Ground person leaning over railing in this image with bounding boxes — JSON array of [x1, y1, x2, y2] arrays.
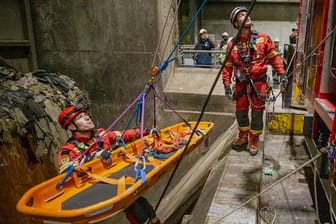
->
[[218, 32, 230, 64], [193, 28, 215, 68]]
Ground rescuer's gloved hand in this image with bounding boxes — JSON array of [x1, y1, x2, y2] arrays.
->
[[224, 85, 232, 98], [279, 73, 288, 92], [145, 128, 151, 136], [84, 153, 95, 163], [96, 150, 112, 164]]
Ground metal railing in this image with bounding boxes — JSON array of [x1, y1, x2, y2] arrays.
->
[[177, 45, 225, 68]]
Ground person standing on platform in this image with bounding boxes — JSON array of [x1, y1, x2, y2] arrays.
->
[[222, 6, 287, 156], [218, 32, 230, 64]]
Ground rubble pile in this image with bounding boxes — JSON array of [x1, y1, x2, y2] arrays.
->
[[0, 66, 88, 169]]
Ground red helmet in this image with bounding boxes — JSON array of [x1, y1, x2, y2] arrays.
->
[[230, 6, 248, 28], [58, 105, 87, 129]]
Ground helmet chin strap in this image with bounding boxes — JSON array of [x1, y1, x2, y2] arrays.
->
[[70, 122, 94, 133]]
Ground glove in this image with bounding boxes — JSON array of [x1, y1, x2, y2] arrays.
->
[[280, 74, 288, 84], [116, 137, 126, 148], [224, 85, 232, 98], [279, 73, 288, 91], [133, 128, 148, 139], [96, 150, 112, 164], [145, 128, 151, 135], [84, 153, 95, 163]]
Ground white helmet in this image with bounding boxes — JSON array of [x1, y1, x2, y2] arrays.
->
[[199, 28, 207, 34], [274, 38, 280, 42], [222, 32, 229, 37], [230, 6, 248, 28]]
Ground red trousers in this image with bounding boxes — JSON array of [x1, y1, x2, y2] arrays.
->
[[233, 80, 267, 134]]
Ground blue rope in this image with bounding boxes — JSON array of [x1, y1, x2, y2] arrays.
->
[[119, 85, 151, 139], [116, 137, 127, 149], [56, 164, 75, 190], [115, 96, 142, 144], [159, 60, 169, 73], [158, 0, 208, 74], [147, 150, 164, 159], [117, 87, 149, 149], [135, 97, 143, 125]]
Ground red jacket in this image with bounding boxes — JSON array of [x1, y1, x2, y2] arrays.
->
[[57, 128, 142, 169], [222, 31, 285, 86]]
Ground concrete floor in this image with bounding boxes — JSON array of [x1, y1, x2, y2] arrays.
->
[[183, 86, 318, 223], [187, 134, 318, 224]]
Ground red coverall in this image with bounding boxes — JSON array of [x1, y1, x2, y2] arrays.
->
[[222, 31, 285, 137], [57, 128, 141, 169]]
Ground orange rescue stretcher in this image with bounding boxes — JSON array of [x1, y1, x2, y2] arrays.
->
[[16, 121, 214, 223]]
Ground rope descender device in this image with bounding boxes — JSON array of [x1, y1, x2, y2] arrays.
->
[[151, 66, 159, 77], [147, 66, 159, 84]]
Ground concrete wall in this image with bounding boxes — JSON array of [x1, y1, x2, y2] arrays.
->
[[30, 0, 171, 129], [29, 0, 299, 129], [194, 1, 299, 46], [0, 0, 38, 72]]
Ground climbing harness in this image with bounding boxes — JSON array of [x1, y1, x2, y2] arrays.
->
[[233, 30, 278, 105], [236, 30, 258, 72]]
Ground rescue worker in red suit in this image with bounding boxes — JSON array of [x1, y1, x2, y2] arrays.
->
[[222, 6, 287, 155], [57, 104, 161, 224], [57, 104, 147, 172]]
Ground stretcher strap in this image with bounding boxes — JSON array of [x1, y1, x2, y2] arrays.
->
[[87, 173, 119, 185], [86, 172, 135, 195]]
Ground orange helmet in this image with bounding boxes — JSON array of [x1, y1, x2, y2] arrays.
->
[[58, 105, 87, 129]]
